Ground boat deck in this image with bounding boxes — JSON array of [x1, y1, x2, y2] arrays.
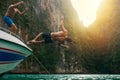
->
[[0, 26, 24, 42]]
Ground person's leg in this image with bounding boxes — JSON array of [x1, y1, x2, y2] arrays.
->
[[27, 32, 43, 44], [27, 40, 45, 44], [3, 16, 17, 33], [10, 23, 17, 33], [32, 32, 43, 41]]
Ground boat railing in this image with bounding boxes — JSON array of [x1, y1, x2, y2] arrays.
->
[[0, 26, 25, 42]]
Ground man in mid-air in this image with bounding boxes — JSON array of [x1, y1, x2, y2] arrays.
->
[[27, 16, 72, 48]]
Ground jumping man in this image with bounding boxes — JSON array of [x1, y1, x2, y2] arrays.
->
[[3, 1, 29, 33], [27, 16, 72, 48]]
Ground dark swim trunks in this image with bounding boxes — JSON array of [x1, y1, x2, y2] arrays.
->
[[42, 32, 53, 43], [3, 16, 14, 27]]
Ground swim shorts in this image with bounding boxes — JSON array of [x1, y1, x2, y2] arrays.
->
[[3, 16, 14, 27], [42, 32, 53, 43]]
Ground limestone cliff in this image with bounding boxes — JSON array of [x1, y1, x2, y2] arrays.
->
[[0, 0, 81, 73], [0, 0, 119, 74]]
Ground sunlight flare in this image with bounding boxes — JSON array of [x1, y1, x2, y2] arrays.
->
[[71, 0, 102, 27]]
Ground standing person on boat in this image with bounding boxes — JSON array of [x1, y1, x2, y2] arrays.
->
[[27, 16, 72, 48], [3, 1, 29, 33]]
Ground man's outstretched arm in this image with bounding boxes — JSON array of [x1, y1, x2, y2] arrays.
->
[[11, 1, 24, 8], [57, 42, 69, 49], [17, 7, 29, 15], [59, 44, 69, 49], [60, 16, 67, 33]]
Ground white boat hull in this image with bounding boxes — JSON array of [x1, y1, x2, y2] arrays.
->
[[0, 26, 32, 74]]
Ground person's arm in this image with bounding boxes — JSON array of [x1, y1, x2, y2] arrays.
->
[[11, 1, 24, 8], [59, 44, 69, 49], [60, 16, 67, 33], [17, 7, 29, 15], [57, 41, 69, 49]]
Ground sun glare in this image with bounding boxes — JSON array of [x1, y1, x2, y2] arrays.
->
[[71, 0, 102, 27]]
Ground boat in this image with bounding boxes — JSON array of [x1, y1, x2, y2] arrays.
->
[[0, 26, 32, 74]]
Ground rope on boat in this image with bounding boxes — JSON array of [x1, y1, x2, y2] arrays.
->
[[31, 53, 50, 74]]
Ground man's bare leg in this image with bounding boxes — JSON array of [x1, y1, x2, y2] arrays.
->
[[27, 32, 43, 44], [27, 40, 44, 44], [10, 24, 17, 33], [33, 32, 43, 41]]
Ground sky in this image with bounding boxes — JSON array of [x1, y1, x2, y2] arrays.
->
[[70, 0, 102, 27]]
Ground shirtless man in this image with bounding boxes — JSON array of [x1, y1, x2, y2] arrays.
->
[[27, 16, 72, 48], [3, 1, 28, 33]]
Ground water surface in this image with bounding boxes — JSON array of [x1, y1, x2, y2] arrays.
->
[[1, 74, 120, 80]]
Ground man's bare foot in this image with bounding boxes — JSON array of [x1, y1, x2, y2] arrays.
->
[[27, 40, 35, 45]]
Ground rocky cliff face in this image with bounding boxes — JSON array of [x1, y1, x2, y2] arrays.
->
[[88, 0, 120, 73], [0, 0, 119, 73], [0, 0, 81, 73], [25, 0, 81, 73], [29, 0, 62, 31]]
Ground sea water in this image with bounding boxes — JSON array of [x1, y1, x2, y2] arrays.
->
[[1, 74, 120, 80]]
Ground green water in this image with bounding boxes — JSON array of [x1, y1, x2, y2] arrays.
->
[[0, 74, 120, 80]]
